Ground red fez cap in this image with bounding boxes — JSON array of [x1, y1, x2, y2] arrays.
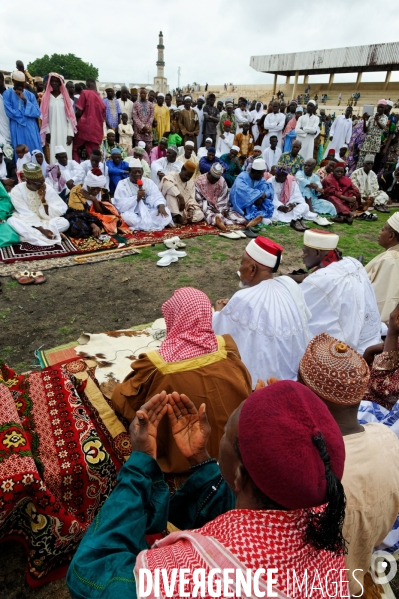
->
[[91, 167, 103, 177], [327, 149, 335, 156], [334, 162, 346, 168], [245, 237, 283, 269], [238, 381, 345, 509], [224, 120, 232, 126]]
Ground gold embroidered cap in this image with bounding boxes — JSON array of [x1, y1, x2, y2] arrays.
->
[[23, 162, 44, 180]]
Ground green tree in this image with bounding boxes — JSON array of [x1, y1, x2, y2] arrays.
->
[[27, 53, 98, 80]]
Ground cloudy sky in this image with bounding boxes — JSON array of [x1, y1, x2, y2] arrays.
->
[[2, 0, 399, 88]]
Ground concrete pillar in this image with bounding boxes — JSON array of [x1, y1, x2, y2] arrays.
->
[[355, 72, 362, 90], [292, 71, 299, 100], [286, 75, 290, 84], [304, 75, 309, 84], [384, 70, 392, 90], [328, 73, 335, 90], [273, 74, 277, 96]]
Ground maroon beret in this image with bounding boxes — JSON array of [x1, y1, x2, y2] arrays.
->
[[238, 380, 345, 510]]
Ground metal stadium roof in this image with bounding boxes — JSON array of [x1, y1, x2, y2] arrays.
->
[[250, 43, 399, 76]]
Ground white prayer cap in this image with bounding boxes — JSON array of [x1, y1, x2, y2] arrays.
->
[[251, 158, 266, 171], [127, 157, 142, 169], [106, 129, 115, 135], [85, 169, 107, 189], [388, 212, 399, 233], [231, 145, 240, 152], [308, 100, 316, 106], [55, 145, 66, 155], [198, 95, 205, 101], [184, 141, 195, 147], [184, 96, 192, 101], [254, 145, 262, 151], [386, 100, 394, 107], [157, 93, 165, 98], [12, 70, 25, 82], [296, 106, 304, 113], [138, 141, 146, 148], [304, 229, 339, 251], [246, 237, 283, 269], [205, 137, 213, 143]]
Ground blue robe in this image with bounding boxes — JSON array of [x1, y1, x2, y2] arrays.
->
[[295, 171, 337, 216], [199, 155, 228, 175], [106, 159, 130, 194], [3, 89, 42, 159], [230, 171, 274, 220]]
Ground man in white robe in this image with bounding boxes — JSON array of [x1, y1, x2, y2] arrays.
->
[[261, 101, 285, 150], [350, 155, 389, 212], [216, 121, 235, 157], [213, 236, 311, 388], [150, 145, 182, 185], [193, 96, 205, 148], [80, 149, 109, 190], [323, 107, 353, 160], [55, 145, 84, 199], [41, 75, 76, 163], [113, 158, 172, 231], [8, 162, 68, 246], [365, 212, 399, 324], [269, 165, 320, 231], [262, 135, 282, 171], [234, 99, 252, 138], [299, 229, 382, 354], [0, 72, 13, 158], [295, 101, 320, 161]]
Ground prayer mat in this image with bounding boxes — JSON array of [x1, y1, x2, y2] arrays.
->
[[35, 341, 79, 368], [122, 222, 244, 246], [67, 235, 119, 253], [0, 361, 123, 587], [0, 238, 76, 263]]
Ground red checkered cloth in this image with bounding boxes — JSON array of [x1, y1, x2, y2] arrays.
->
[[159, 288, 218, 362]]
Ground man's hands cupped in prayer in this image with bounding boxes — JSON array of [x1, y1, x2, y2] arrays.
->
[[129, 391, 211, 465]]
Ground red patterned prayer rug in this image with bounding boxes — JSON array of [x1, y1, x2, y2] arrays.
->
[[122, 222, 244, 247], [67, 235, 119, 253], [0, 238, 76, 263], [0, 362, 123, 587]]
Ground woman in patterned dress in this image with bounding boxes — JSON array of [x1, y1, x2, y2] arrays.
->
[[357, 101, 388, 169]]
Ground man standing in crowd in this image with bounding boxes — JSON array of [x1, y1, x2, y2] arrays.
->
[[3, 70, 41, 158], [202, 94, 219, 146], [73, 79, 106, 162], [133, 88, 154, 154]]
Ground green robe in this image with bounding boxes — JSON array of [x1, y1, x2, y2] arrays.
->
[[0, 182, 20, 247], [67, 452, 234, 599], [220, 153, 242, 188]]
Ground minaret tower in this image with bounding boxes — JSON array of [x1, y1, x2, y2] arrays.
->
[[156, 31, 165, 78], [154, 31, 168, 94]]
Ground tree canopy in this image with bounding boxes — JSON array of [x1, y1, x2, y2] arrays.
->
[[27, 53, 98, 80]]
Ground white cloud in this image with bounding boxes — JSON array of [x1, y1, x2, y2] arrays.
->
[[2, 0, 399, 89]]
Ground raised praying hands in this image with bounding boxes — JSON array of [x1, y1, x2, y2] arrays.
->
[[129, 392, 211, 465], [129, 391, 168, 458], [167, 392, 211, 465]]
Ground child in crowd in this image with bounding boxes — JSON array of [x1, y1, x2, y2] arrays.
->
[[118, 114, 133, 154]]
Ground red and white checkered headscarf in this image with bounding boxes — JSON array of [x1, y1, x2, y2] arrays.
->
[[158, 288, 218, 363]]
